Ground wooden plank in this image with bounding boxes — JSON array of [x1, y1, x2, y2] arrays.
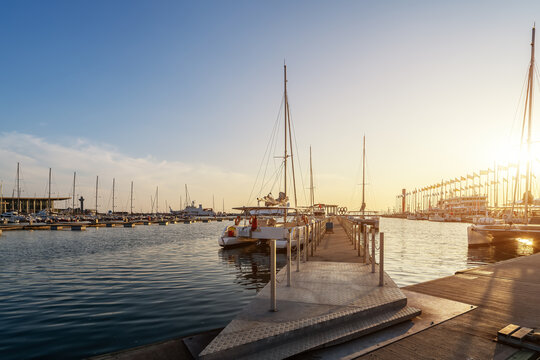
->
[[498, 324, 521, 336], [510, 327, 533, 340]]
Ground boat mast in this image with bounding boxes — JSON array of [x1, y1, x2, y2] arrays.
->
[[524, 25, 535, 224], [1, 181, 3, 214], [362, 135, 366, 216], [72, 172, 76, 215], [130, 181, 134, 215], [112, 178, 115, 214], [283, 64, 288, 223], [48, 168, 52, 211], [95, 176, 98, 214], [309, 146, 314, 209], [16, 162, 20, 213], [156, 186, 159, 214]]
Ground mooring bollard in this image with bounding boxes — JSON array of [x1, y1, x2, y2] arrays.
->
[[379, 232, 384, 287], [287, 231, 291, 287], [371, 227, 376, 273], [270, 239, 277, 312]]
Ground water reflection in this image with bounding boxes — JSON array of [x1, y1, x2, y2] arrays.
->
[[218, 245, 287, 292]]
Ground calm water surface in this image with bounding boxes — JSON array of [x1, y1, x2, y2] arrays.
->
[[0, 218, 537, 359]]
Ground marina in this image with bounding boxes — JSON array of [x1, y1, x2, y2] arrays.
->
[[3, 2, 540, 360], [1, 218, 538, 359]]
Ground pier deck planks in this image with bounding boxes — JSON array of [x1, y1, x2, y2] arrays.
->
[[349, 255, 540, 359]]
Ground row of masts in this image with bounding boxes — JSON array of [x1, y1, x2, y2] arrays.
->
[[399, 26, 538, 221], [2, 163, 222, 215], [397, 163, 538, 213]]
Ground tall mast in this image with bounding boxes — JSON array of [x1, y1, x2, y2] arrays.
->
[[362, 135, 366, 216], [16, 162, 20, 213], [1, 181, 3, 214], [72, 172, 76, 215], [283, 63, 288, 223], [309, 146, 314, 208], [287, 92, 298, 209], [130, 181, 134, 215], [95, 176, 98, 214], [48, 168, 52, 211], [525, 25, 535, 224], [112, 178, 115, 214], [156, 186, 159, 214]]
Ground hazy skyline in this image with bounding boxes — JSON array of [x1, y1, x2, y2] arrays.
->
[[2, 1, 540, 212]]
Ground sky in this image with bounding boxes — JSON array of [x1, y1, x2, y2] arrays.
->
[[1, 0, 540, 213]]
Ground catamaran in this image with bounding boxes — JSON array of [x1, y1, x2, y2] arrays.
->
[[468, 26, 540, 246]]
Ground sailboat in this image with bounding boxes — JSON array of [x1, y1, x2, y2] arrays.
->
[[468, 26, 540, 246], [219, 64, 308, 248], [352, 136, 380, 228]]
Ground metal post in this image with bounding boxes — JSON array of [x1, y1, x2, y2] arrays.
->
[[287, 231, 291, 286], [379, 233, 384, 286], [311, 223, 314, 256], [358, 224, 362, 257], [363, 226, 368, 263], [305, 224, 310, 261], [270, 239, 277, 312], [353, 224, 357, 249], [296, 227, 300, 271], [371, 227, 376, 273]]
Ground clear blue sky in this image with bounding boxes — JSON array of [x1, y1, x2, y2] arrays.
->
[[1, 1, 539, 212]]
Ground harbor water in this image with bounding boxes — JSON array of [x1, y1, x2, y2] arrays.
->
[[0, 218, 538, 359]]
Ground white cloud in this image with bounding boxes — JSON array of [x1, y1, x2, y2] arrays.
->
[[0, 132, 251, 212]]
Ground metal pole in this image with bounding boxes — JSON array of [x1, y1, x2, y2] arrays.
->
[[358, 224, 362, 257], [296, 227, 300, 271], [363, 226, 368, 263], [270, 239, 277, 312], [306, 224, 310, 261], [371, 227, 376, 273], [353, 223, 357, 249], [287, 231, 291, 286], [311, 223, 314, 256], [303, 225, 308, 262], [379, 233, 384, 286]]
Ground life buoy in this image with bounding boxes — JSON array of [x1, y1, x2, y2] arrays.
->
[[302, 215, 308, 224], [235, 216, 241, 225], [250, 216, 258, 230]]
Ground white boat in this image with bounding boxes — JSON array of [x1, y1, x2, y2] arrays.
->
[[468, 26, 540, 246], [428, 214, 445, 222]]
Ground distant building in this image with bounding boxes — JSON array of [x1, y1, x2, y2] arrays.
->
[[0, 196, 70, 214]]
